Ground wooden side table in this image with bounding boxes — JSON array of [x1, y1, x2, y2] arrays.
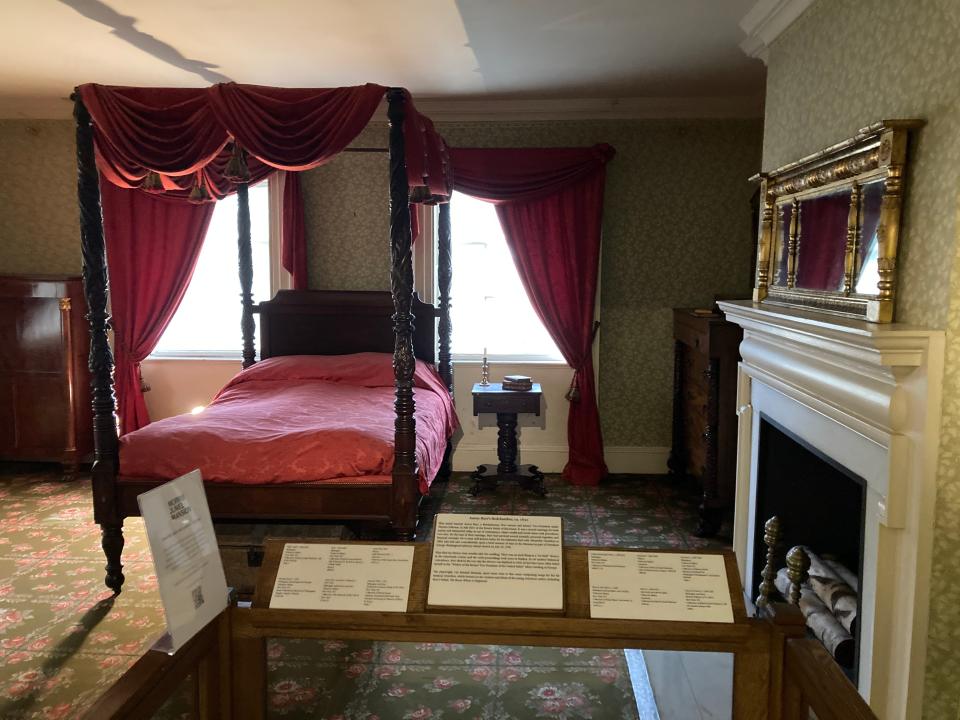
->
[[471, 382, 546, 496]]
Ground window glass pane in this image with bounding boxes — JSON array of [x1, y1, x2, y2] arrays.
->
[[449, 192, 563, 361], [153, 182, 271, 356]]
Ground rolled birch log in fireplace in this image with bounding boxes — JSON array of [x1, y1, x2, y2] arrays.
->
[[776, 568, 854, 667], [802, 546, 858, 634], [824, 557, 859, 591]]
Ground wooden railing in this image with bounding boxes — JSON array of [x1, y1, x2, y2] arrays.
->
[[782, 638, 877, 720], [85, 544, 879, 719], [83, 611, 230, 719]]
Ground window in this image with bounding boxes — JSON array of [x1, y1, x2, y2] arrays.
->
[[152, 182, 271, 358], [448, 191, 563, 362]]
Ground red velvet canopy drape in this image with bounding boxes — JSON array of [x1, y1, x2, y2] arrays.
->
[[450, 145, 615, 485], [82, 82, 451, 431], [281, 172, 308, 289], [79, 83, 449, 197], [100, 180, 215, 434]]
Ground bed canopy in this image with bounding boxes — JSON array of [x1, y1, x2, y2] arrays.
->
[[74, 83, 453, 592]]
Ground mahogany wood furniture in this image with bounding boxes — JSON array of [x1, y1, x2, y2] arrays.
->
[[668, 308, 743, 537], [0, 275, 93, 478], [229, 539, 792, 720], [82, 610, 231, 720], [73, 90, 454, 593], [86, 541, 878, 719], [470, 382, 546, 496]]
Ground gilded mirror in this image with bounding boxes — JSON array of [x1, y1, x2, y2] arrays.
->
[[753, 120, 922, 322]]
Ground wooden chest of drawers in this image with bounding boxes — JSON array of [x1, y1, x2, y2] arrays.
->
[[0, 276, 93, 476], [668, 308, 742, 537]]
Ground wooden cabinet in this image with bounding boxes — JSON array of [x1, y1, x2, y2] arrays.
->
[[668, 308, 743, 537], [0, 276, 93, 476]]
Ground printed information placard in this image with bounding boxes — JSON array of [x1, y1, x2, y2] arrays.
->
[[588, 551, 733, 623], [427, 513, 563, 611], [138, 470, 229, 653], [269, 543, 414, 611]]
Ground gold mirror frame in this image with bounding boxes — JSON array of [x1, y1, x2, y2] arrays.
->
[[752, 119, 923, 322]]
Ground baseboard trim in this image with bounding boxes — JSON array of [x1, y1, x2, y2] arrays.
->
[[452, 445, 670, 475], [604, 446, 670, 475]]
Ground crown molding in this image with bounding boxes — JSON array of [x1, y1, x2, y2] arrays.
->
[[404, 95, 764, 122], [1, 93, 764, 122], [739, 0, 815, 63]]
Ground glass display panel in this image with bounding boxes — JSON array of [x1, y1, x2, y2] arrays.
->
[[263, 638, 733, 719], [150, 671, 198, 719]]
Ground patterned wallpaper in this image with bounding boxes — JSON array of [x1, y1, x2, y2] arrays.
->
[[0, 120, 81, 275], [0, 116, 760, 449], [303, 119, 763, 448], [763, 0, 960, 716]]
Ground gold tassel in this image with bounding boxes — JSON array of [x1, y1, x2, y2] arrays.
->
[[408, 185, 432, 204], [141, 171, 162, 192], [224, 142, 250, 183], [565, 385, 581, 403], [188, 176, 210, 203]]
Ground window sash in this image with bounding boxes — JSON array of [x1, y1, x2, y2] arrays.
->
[[150, 181, 278, 359]]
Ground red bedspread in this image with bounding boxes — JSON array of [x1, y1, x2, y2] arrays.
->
[[119, 353, 458, 493]]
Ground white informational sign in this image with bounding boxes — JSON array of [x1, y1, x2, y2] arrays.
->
[[138, 470, 229, 653], [269, 543, 414, 612], [588, 551, 733, 623], [427, 513, 564, 611]]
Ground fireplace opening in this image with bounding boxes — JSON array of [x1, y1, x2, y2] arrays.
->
[[752, 415, 866, 679]]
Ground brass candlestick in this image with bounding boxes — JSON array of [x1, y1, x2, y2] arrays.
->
[[480, 349, 490, 386]]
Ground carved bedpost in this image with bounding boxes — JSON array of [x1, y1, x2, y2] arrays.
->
[[73, 94, 124, 594], [437, 202, 453, 393], [387, 88, 419, 539], [236, 182, 256, 369]]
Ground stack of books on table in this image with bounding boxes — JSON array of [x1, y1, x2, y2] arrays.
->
[[502, 375, 533, 391]]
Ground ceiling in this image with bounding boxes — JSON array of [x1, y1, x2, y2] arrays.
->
[[0, 0, 764, 119]]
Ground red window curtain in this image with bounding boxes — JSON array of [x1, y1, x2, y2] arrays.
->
[[281, 172, 308, 289], [794, 193, 850, 291], [100, 180, 215, 434], [450, 145, 615, 485]]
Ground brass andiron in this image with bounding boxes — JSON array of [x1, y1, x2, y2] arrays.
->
[[786, 545, 811, 606], [756, 516, 781, 609]]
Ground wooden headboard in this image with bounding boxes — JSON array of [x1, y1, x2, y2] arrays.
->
[[257, 290, 439, 364]]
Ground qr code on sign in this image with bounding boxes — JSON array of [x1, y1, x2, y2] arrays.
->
[[192, 586, 204, 609]]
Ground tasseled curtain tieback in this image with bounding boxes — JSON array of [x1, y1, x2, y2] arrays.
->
[[224, 142, 250, 183], [565, 320, 601, 403], [141, 170, 163, 192], [188, 172, 211, 203]]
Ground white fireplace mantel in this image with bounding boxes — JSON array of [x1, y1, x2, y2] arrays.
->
[[718, 300, 944, 720]]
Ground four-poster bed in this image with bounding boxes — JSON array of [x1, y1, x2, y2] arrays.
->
[[73, 85, 455, 593]]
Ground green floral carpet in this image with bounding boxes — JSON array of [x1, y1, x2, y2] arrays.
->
[[261, 475, 728, 719], [0, 466, 728, 719]]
